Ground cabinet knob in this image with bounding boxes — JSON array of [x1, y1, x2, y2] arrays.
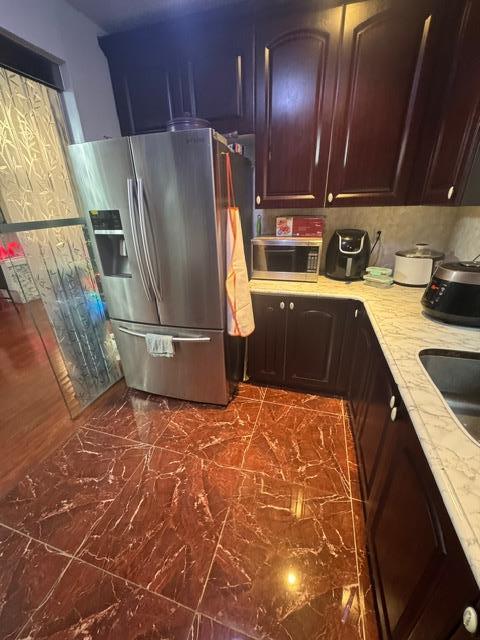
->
[[389, 395, 396, 409], [280, 301, 285, 310], [354, 308, 359, 318], [289, 302, 294, 310], [463, 606, 478, 634], [447, 185, 455, 200], [327, 192, 334, 203], [390, 406, 397, 422], [256, 195, 261, 205]]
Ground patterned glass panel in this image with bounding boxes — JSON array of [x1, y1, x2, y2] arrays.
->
[[0, 69, 121, 413], [0, 68, 78, 222], [0, 226, 121, 413]]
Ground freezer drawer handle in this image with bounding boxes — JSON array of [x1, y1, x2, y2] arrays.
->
[[127, 178, 153, 301], [117, 326, 211, 342], [137, 178, 163, 302]]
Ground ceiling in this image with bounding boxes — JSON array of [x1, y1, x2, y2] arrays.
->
[[65, 0, 246, 33]]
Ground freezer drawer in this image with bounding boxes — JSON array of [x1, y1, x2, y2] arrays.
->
[[111, 320, 229, 405]]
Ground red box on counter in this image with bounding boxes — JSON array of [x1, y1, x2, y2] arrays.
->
[[276, 216, 325, 237]]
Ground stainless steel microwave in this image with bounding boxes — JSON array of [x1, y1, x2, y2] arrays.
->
[[251, 237, 322, 281]]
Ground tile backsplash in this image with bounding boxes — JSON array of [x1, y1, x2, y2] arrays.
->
[[254, 206, 459, 271], [449, 206, 480, 262]]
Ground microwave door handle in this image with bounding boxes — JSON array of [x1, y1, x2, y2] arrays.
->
[[127, 178, 153, 301], [137, 178, 163, 301]]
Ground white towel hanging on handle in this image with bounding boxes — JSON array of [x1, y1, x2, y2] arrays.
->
[[225, 154, 255, 337]]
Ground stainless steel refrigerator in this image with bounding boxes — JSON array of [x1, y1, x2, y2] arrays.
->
[[68, 129, 252, 405]]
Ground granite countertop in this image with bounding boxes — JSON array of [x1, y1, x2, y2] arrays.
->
[[249, 276, 480, 587]]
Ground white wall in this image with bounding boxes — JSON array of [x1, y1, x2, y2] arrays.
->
[[0, 0, 120, 142]]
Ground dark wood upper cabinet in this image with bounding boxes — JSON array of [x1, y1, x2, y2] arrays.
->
[[255, 5, 343, 209], [327, 0, 442, 207], [179, 23, 254, 135], [409, 0, 480, 205], [284, 297, 349, 393], [100, 15, 254, 136]]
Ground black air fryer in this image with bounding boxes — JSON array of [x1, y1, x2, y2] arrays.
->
[[325, 229, 370, 281]]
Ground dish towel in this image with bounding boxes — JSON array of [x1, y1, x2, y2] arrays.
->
[[225, 154, 255, 337], [145, 334, 175, 358]]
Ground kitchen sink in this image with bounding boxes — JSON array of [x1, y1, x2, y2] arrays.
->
[[419, 349, 480, 445]]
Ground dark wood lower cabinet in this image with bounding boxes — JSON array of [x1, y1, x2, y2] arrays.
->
[[356, 347, 395, 501], [284, 297, 349, 393], [346, 304, 479, 640], [249, 294, 351, 393], [249, 294, 287, 385], [348, 305, 375, 431], [367, 402, 479, 640]]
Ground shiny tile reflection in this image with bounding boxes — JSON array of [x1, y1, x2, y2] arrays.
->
[[0, 383, 378, 639]]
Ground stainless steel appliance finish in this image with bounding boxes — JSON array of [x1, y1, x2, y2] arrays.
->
[[129, 130, 224, 329], [68, 138, 159, 325], [251, 236, 322, 282], [68, 129, 252, 404], [419, 349, 480, 445], [422, 260, 480, 327], [112, 319, 229, 404]]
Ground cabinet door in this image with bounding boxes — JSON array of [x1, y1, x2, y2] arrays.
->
[[248, 294, 287, 385], [255, 5, 343, 209], [356, 346, 395, 499], [284, 297, 348, 393], [100, 32, 181, 135], [368, 404, 479, 640], [348, 306, 375, 431], [409, 0, 480, 205], [100, 16, 254, 136], [181, 22, 254, 134], [327, 0, 441, 207], [111, 65, 179, 135]]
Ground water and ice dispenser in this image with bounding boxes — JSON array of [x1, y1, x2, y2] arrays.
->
[[89, 210, 131, 278]]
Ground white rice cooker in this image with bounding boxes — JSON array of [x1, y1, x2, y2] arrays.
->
[[393, 243, 445, 287]]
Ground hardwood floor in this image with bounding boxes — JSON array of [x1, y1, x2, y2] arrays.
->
[[0, 300, 75, 497]]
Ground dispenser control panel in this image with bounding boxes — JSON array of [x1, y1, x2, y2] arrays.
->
[[89, 210, 122, 231]]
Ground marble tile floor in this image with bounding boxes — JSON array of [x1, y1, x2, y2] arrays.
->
[[0, 381, 380, 640]]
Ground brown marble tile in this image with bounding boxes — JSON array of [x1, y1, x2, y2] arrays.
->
[[263, 387, 343, 414], [189, 615, 256, 639], [0, 430, 148, 554], [242, 403, 348, 493], [18, 558, 195, 640], [235, 382, 265, 402], [79, 447, 243, 609], [0, 525, 70, 640], [83, 384, 183, 445], [199, 473, 361, 640], [159, 399, 261, 467]]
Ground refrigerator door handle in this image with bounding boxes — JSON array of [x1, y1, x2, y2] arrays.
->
[[137, 177, 163, 301], [117, 326, 211, 342], [127, 178, 153, 301]]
